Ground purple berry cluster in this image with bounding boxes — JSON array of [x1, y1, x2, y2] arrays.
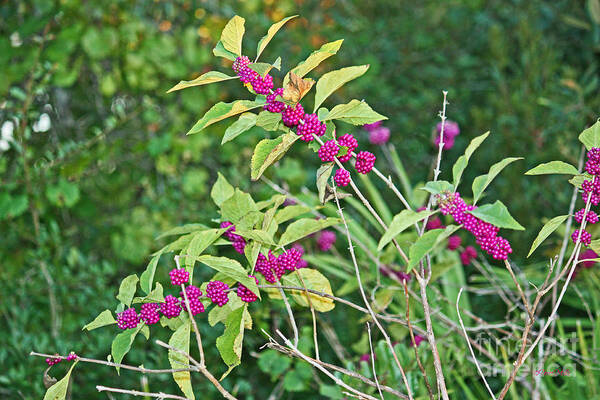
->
[[254, 247, 308, 283], [117, 307, 141, 329], [572, 148, 600, 246], [447, 235, 462, 250], [180, 285, 205, 316], [460, 246, 478, 265], [45, 352, 77, 366], [221, 221, 247, 254], [363, 121, 390, 145], [380, 265, 411, 283], [169, 268, 189, 286], [230, 55, 381, 188], [317, 230, 336, 251], [140, 303, 161, 325], [206, 281, 230, 307], [433, 120, 460, 150], [160, 295, 182, 319], [237, 275, 259, 303], [439, 192, 512, 260]]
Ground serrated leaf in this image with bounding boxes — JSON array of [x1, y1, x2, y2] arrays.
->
[[421, 180, 453, 195], [213, 41, 237, 61], [195, 255, 259, 297], [281, 269, 335, 312], [133, 282, 165, 304], [579, 119, 600, 150], [283, 39, 344, 87], [282, 72, 315, 104], [167, 71, 237, 93], [466, 200, 525, 230], [313, 65, 369, 112], [234, 229, 275, 245], [220, 189, 258, 224], [377, 209, 434, 251], [256, 15, 297, 60], [211, 173, 235, 207], [111, 324, 143, 373], [251, 132, 299, 180], [527, 215, 569, 257], [407, 229, 445, 272], [317, 163, 334, 204], [256, 111, 284, 131], [116, 274, 139, 307], [216, 305, 247, 379], [472, 157, 522, 203], [82, 309, 115, 331], [525, 161, 579, 176], [168, 322, 195, 399], [184, 229, 226, 271], [323, 99, 387, 125], [279, 217, 340, 246], [220, 15, 245, 56], [139, 255, 160, 295], [452, 131, 490, 189], [188, 99, 265, 135], [275, 205, 311, 224], [43, 361, 78, 400], [221, 112, 257, 144]]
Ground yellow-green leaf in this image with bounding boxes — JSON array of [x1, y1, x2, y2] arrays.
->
[[187, 99, 265, 135], [167, 71, 237, 93], [282, 268, 335, 312], [220, 15, 245, 56], [323, 99, 387, 125], [43, 361, 78, 400], [472, 157, 522, 203], [168, 322, 195, 399], [256, 15, 297, 61], [82, 309, 115, 331], [525, 160, 579, 176], [222, 112, 257, 144], [377, 209, 434, 251], [313, 65, 370, 112], [279, 217, 340, 246], [283, 39, 344, 87], [579, 119, 600, 150], [250, 132, 299, 180], [211, 173, 235, 207], [466, 200, 525, 230], [452, 131, 490, 189], [528, 215, 569, 257], [216, 305, 247, 379], [116, 274, 138, 307]]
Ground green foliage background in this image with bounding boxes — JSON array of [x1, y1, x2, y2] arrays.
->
[[2, 0, 600, 398]]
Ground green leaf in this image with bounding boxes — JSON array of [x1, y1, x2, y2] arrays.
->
[[283, 39, 344, 86], [133, 282, 165, 304], [213, 40, 237, 61], [220, 15, 245, 56], [187, 99, 265, 135], [195, 255, 259, 297], [323, 99, 387, 125], [279, 217, 340, 246], [234, 229, 275, 245], [525, 161, 579, 176], [168, 322, 195, 399], [256, 15, 297, 61], [46, 179, 80, 208], [569, 174, 589, 189], [527, 215, 569, 257], [313, 65, 370, 112], [275, 205, 311, 224], [140, 255, 160, 294], [316, 163, 334, 204], [452, 131, 490, 189], [82, 309, 115, 331], [407, 229, 446, 272], [579, 119, 600, 150], [248, 57, 281, 77], [256, 110, 284, 131], [472, 157, 522, 203], [211, 173, 235, 207], [167, 71, 237, 93], [250, 132, 299, 180], [116, 274, 139, 307], [43, 361, 78, 400], [421, 180, 453, 195], [184, 228, 226, 271], [0, 193, 28, 219], [466, 200, 525, 230], [281, 269, 335, 312], [220, 189, 258, 224], [377, 209, 435, 251], [221, 113, 257, 144], [216, 305, 247, 378], [111, 325, 142, 373], [156, 224, 209, 240]]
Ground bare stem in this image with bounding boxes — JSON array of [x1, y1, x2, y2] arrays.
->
[[96, 385, 189, 399]]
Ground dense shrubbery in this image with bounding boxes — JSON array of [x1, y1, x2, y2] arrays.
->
[[4, 1, 600, 399]]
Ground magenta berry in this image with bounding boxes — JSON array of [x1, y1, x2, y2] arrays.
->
[[337, 134, 358, 163], [232, 237, 247, 254], [425, 217, 444, 231], [265, 88, 285, 113], [586, 159, 600, 176], [117, 307, 140, 330], [296, 113, 326, 142], [460, 246, 477, 265], [169, 268, 189, 286], [292, 244, 308, 268], [575, 208, 599, 224], [334, 168, 351, 187], [237, 275, 259, 303], [317, 230, 336, 251], [66, 352, 77, 361], [277, 248, 303, 272], [318, 139, 340, 162], [140, 303, 161, 325], [434, 134, 455, 150], [206, 281, 230, 307], [255, 253, 276, 283], [413, 334, 425, 347], [251, 73, 274, 95], [580, 249, 599, 268], [46, 357, 61, 366], [369, 126, 390, 145], [160, 295, 182, 319], [232, 56, 250, 74], [179, 285, 205, 315], [447, 235, 462, 250], [588, 148, 600, 163], [572, 229, 592, 246], [363, 121, 382, 131], [281, 104, 305, 127], [436, 120, 460, 138], [354, 151, 376, 174], [237, 66, 258, 84], [395, 271, 412, 282]]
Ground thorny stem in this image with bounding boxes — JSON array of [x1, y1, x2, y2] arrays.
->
[[332, 183, 414, 400]]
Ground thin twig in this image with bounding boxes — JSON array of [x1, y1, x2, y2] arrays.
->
[[96, 386, 189, 399], [366, 323, 384, 400]]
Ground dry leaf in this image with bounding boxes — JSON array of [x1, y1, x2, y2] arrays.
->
[[282, 72, 315, 104]]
